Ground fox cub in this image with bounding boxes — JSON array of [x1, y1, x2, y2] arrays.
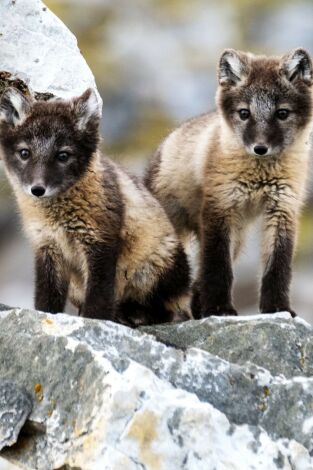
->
[[0, 88, 190, 325], [146, 48, 313, 318]]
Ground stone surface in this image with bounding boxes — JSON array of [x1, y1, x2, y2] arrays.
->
[[142, 313, 313, 378], [0, 381, 32, 450], [0, 305, 11, 312], [0, 0, 102, 107], [0, 309, 313, 469], [0, 459, 19, 470]]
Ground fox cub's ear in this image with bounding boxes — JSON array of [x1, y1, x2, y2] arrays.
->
[[280, 48, 313, 85], [72, 88, 100, 130], [0, 88, 32, 126], [218, 49, 249, 86]]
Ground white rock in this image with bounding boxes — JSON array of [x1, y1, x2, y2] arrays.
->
[[0, 0, 102, 108], [0, 460, 19, 470]]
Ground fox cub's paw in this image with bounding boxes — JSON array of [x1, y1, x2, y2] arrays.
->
[[260, 306, 297, 318], [201, 305, 238, 317]]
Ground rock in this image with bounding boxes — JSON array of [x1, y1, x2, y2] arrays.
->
[[142, 313, 312, 378], [0, 459, 20, 470], [0, 309, 313, 469], [0, 381, 32, 450], [0, 0, 102, 107], [0, 305, 11, 312]]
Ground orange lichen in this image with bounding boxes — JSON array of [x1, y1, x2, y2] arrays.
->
[[34, 383, 44, 402], [127, 410, 161, 469]]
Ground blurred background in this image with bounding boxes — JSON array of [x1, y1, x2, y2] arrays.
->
[[0, 0, 312, 322]]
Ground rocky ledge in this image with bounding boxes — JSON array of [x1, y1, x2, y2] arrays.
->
[[0, 308, 313, 469]]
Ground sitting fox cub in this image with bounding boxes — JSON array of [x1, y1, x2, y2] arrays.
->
[[146, 48, 313, 318], [0, 88, 190, 325]]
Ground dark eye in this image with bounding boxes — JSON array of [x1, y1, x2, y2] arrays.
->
[[19, 149, 30, 161], [276, 109, 290, 120], [56, 151, 70, 163], [239, 109, 250, 121]]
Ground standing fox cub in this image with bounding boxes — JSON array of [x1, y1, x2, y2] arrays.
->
[[146, 48, 313, 318], [0, 88, 190, 325]]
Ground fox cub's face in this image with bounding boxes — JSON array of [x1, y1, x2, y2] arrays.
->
[[0, 88, 100, 198], [217, 48, 313, 157]]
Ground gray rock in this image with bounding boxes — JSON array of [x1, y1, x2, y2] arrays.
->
[[142, 313, 312, 378], [0, 309, 313, 469], [0, 381, 32, 450], [0, 306, 12, 312]]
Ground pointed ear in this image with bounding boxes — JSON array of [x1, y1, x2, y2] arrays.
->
[[0, 88, 32, 126], [218, 49, 249, 86], [280, 48, 313, 85], [72, 88, 100, 130]]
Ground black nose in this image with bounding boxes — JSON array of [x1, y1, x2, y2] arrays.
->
[[31, 186, 46, 197], [254, 145, 268, 156]]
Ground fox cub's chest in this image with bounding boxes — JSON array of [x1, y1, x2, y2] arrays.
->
[[237, 177, 289, 201], [211, 164, 296, 214], [25, 207, 89, 273]]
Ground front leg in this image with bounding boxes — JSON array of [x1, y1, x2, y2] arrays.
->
[[260, 208, 297, 317], [198, 203, 237, 317], [35, 244, 68, 313], [80, 241, 119, 321]]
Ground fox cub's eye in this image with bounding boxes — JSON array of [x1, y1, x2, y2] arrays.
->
[[276, 109, 290, 120], [19, 149, 30, 161], [239, 109, 250, 121], [56, 151, 70, 163]]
